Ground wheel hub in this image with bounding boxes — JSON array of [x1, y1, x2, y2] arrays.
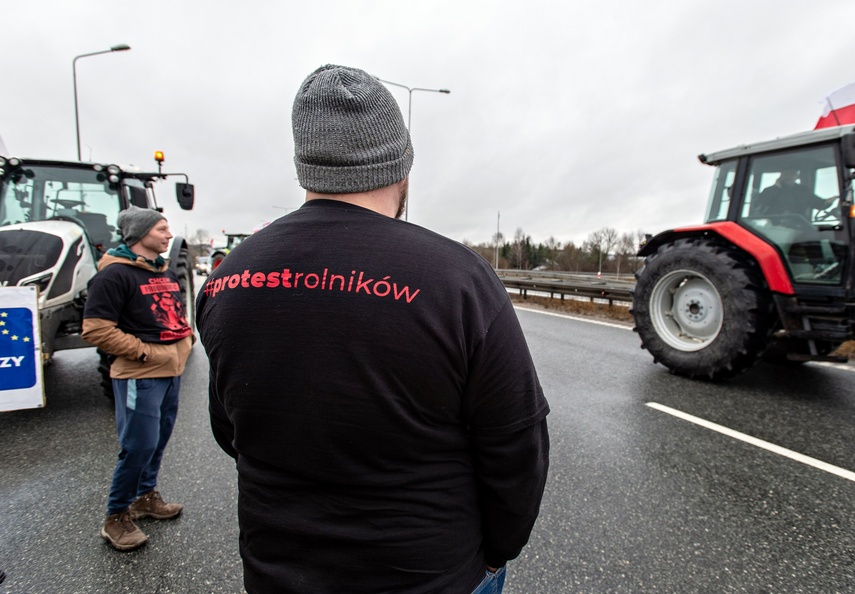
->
[[649, 270, 724, 351], [674, 282, 718, 329]]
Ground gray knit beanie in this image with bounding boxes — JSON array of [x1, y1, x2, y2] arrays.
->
[[117, 206, 166, 246], [292, 64, 414, 194]]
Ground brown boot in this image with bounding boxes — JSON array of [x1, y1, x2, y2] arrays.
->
[[129, 490, 183, 520], [101, 511, 148, 551]]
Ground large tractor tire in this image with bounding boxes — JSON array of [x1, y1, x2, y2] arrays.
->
[[631, 237, 775, 380], [210, 251, 226, 271], [175, 247, 196, 332]]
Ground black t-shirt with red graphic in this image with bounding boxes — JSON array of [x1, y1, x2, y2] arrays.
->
[[84, 257, 192, 344], [197, 200, 550, 594]]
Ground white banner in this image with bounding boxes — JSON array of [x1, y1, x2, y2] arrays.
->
[[0, 287, 45, 411]]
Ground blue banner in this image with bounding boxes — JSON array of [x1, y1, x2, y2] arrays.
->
[[0, 307, 37, 390]]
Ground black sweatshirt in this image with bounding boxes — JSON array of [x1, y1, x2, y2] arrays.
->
[[197, 200, 549, 593]]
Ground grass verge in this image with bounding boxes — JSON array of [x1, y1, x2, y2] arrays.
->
[[509, 294, 633, 325]]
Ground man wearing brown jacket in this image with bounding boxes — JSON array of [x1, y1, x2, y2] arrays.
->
[[82, 206, 193, 551]]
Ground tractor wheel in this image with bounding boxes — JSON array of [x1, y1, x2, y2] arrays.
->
[[631, 237, 775, 380], [97, 348, 114, 400], [211, 252, 225, 271], [175, 247, 196, 332]]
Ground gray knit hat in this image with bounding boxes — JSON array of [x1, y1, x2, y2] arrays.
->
[[117, 206, 166, 246], [292, 64, 414, 194]]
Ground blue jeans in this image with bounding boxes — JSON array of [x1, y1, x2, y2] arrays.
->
[[471, 566, 506, 594], [107, 377, 180, 515]]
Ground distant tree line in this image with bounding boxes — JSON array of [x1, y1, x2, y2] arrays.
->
[[187, 225, 646, 275], [187, 229, 212, 261], [464, 227, 647, 275]]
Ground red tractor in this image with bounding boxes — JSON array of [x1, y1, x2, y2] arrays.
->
[[632, 125, 855, 379], [209, 232, 250, 271]]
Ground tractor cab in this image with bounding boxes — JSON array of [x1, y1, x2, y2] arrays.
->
[[703, 134, 852, 287], [0, 157, 194, 259], [210, 233, 251, 270], [632, 125, 855, 380]]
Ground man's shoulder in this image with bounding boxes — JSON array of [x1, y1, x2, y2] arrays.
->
[[98, 253, 167, 273], [97, 253, 129, 270], [402, 222, 487, 258], [90, 256, 127, 281]]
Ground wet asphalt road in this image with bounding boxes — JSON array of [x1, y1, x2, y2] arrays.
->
[[1, 299, 854, 593]]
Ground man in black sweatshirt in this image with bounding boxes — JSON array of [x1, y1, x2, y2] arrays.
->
[[197, 64, 549, 594]]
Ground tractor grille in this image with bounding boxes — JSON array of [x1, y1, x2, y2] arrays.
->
[[0, 230, 63, 286]]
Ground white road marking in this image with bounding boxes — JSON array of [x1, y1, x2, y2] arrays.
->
[[513, 305, 632, 331], [646, 402, 855, 483], [813, 360, 855, 373]]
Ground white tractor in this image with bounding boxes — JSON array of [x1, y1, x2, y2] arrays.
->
[[0, 153, 194, 406]]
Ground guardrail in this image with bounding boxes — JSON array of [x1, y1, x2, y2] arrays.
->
[[496, 269, 634, 305]]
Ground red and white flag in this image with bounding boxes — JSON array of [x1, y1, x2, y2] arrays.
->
[[815, 82, 855, 129]]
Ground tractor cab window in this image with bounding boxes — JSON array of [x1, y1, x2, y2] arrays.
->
[[0, 166, 122, 250], [0, 169, 35, 225], [704, 160, 738, 222], [123, 178, 154, 209], [738, 145, 845, 285]]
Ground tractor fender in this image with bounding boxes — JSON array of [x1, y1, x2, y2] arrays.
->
[[638, 221, 794, 295]]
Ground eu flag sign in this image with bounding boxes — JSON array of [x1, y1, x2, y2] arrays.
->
[[0, 287, 44, 411], [0, 308, 37, 389]]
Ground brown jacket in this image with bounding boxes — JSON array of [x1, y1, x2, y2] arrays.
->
[[82, 253, 194, 379]]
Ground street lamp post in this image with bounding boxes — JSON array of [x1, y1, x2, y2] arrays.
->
[[73, 44, 131, 161], [375, 77, 450, 221], [495, 211, 501, 269]]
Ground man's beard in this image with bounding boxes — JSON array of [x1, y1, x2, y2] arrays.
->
[[395, 179, 409, 220]]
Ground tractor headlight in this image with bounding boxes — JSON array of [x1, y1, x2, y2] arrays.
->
[[106, 165, 121, 184]]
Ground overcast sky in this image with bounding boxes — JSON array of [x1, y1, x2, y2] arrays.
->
[[3, 0, 854, 247]]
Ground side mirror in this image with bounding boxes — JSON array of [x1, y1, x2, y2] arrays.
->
[[842, 133, 855, 168], [176, 183, 194, 210]]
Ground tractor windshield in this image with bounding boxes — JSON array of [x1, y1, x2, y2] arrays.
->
[[0, 165, 123, 249], [736, 145, 846, 285], [229, 234, 249, 249], [704, 160, 737, 222]]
